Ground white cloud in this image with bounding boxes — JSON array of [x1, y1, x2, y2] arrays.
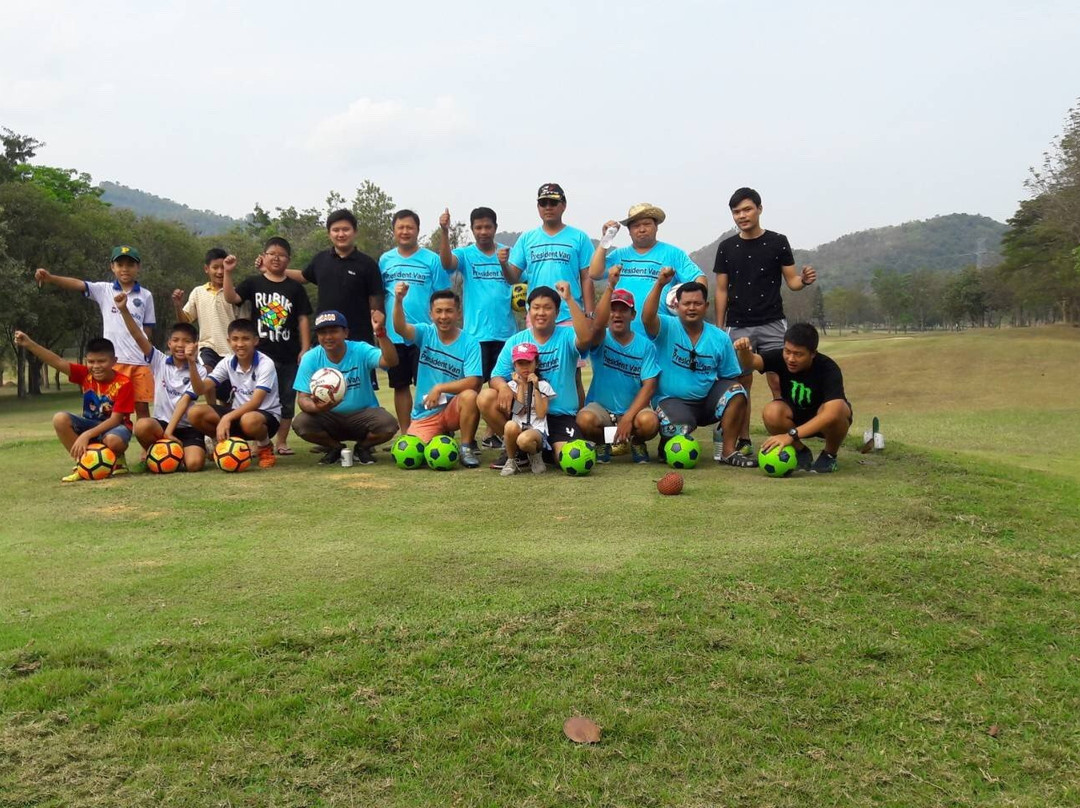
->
[[304, 96, 473, 159], [0, 78, 69, 114]]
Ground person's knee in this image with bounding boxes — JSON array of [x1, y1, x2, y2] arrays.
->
[[503, 421, 521, 438], [762, 399, 793, 431], [240, 412, 266, 435], [576, 409, 600, 431], [102, 433, 128, 453], [634, 410, 659, 436], [52, 411, 73, 431], [185, 448, 206, 472], [457, 388, 478, 409]]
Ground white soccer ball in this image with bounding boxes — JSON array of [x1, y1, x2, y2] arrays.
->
[[665, 283, 685, 315], [309, 367, 346, 406]]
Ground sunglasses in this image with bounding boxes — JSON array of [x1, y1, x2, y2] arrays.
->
[[537, 199, 563, 208], [688, 348, 698, 372]]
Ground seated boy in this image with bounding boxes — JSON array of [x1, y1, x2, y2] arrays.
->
[[14, 331, 134, 481], [115, 292, 209, 471], [187, 318, 282, 469]]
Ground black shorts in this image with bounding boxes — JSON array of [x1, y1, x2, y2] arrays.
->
[[480, 341, 505, 382], [210, 404, 281, 440], [386, 343, 419, 389], [154, 419, 205, 449], [546, 413, 582, 446], [274, 360, 298, 420]]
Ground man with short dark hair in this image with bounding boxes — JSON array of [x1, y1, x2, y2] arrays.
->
[[734, 322, 851, 474], [713, 187, 817, 457], [379, 209, 452, 433], [643, 269, 755, 468], [286, 209, 384, 346]]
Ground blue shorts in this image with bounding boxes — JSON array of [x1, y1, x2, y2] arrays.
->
[[66, 413, 132, 444]]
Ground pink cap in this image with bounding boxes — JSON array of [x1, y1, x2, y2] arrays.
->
[[610, 288, 636, 309], [511, 342, 539, 362]]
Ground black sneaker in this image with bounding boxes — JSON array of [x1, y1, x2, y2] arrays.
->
[[796, 446, 813, 472], [481, 434, 504, 450], [318, 446, 343, 465], [356, 445, 376, 465], [490, 450, 509, 469], [811, 451, 837, 474]]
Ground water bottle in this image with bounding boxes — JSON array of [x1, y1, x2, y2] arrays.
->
[[599, 224, 619, 250], [340, 447, 354, 467]]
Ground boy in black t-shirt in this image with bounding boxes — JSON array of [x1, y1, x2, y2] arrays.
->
[[714, 187, 817, 458], [223, 237, 311, 455], [734, 322, 851, 474]]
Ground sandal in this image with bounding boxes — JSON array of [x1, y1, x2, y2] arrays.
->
[[275, 446, 295, 456], [719, 451, 757, 468]]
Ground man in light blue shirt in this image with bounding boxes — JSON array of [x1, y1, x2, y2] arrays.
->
[[505, 183, 595, 323], [576, 266, 661, 464], [379, 209, 452, 433], [589, 203, 707, 336], [642, 268, 757, 469]]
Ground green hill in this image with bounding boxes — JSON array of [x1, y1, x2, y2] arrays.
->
[[98, 181, 244, 236], [689, 214, 1006, 288]]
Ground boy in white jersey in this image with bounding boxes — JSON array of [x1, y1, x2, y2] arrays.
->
[[34, 245, 156, 420], [187, 319, 282, 469], [115, 292, 209, 472]]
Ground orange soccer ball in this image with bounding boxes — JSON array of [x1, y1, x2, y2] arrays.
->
[[77, 443, 117, 480], [214, 438, 252, 473], [656, 472, 684, 496], [146, 437, 185, 474]]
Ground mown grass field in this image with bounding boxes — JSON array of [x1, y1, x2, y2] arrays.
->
[[1, 328, 1078, 807]]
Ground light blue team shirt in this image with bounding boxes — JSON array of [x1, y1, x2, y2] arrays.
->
[[406, 323, 482, 420], [294, 342, 383, 413], [378, 247, 452, 343], [650, 316, 742, 402], [492, 327, 582, 416], [604, 242, 703, 334], [449, 243, 516, 342], [586, 331, 661, 415], [508, 226, 594, 322]]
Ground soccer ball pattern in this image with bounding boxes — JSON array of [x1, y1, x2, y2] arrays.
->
[[511, 283, 527, 313], [424, 434, 459, 470], [146, 437, 184, 474], [665, 435, 700, 469], [392, 435, 427, 470], [214, 438, 252, 473], [77, 442, 117, 480], [759, 445, 799, 478], [309, 367, 346, 407], [558, 439, 596, 476]]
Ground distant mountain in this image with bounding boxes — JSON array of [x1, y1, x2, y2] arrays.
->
[[98, 181, 244, 236], [689, 214, 1006, 288]]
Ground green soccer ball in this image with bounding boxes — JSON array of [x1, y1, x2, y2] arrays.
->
[[558, 439, 596, 476], [424, 434, 459, 471], [665, 435, 701, 469], [759, 445, 799, 478], [392, 435, 426, 470]]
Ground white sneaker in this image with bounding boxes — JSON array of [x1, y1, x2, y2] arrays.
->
[[528, 452, 546, 474], [500, 462, 517, 477]]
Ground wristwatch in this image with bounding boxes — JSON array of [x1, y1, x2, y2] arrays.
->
[[787, 428, 799, 440]]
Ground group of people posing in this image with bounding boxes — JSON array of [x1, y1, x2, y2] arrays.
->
[[16, 184, 853, 480]]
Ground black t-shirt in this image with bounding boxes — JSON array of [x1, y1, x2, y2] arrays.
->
[[303, 247, 383, 343], [234, 275, 312, 365], [713, 230, 795, 327], [761, 350, 846, 424]]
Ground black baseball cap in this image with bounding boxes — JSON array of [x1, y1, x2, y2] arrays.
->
[[537, 183, 566, 202]]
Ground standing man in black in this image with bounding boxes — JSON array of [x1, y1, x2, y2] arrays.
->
[[713, 187, 816, 460], [286, 209, 384, 347]]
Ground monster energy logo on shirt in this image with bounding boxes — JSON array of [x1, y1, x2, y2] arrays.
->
[[789, 380, 813, 407]]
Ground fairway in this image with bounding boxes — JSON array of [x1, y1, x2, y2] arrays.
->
[[2, 328, 1078, 807]]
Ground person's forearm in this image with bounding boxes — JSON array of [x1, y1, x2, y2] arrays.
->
[[21, 339, 69, 374], [642, 283, 664, 334], [714, 290, 728, 327], [437, 377, 480, 396], [503, 263, 522, 283], [439, 230, 457, 270], [626, 380, 657, 420], [377, 334, 399, 367], [588, 248, 607, 281], [285, 269, 306, 283], [299, 316, 311, 353], [165, 396, 192, 434], [565, 294, 592, 346], [43, 274, 87, 293], [221, 272, 242, 305], [119, 305, 152, 355], [85, 413, 124, 441], [581, 273, 595, 316], [391, 299, 413, 343], [534, 393, 549, 418]]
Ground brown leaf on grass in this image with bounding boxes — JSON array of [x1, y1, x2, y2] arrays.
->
[[563, 716, 601, 744], [12, 659, 41, 676], [988, 724, 1000, 738]]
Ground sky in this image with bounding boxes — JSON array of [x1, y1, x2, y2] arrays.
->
[[2, 0, 1077, 252]]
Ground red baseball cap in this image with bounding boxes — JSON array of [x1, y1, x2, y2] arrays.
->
[[511, 342, 539, 362], [610, 289, 636, 309]]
